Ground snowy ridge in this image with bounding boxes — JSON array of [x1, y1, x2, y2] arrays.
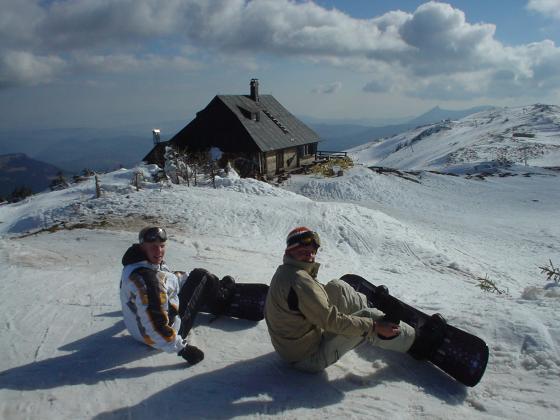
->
[[0, 159, 559, 419], [349, 104, 560, 173]]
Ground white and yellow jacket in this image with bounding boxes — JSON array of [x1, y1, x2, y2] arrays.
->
[[120, 244, 188, 353]]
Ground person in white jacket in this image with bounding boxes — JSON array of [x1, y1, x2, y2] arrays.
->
[[120, 226, 235, 365]]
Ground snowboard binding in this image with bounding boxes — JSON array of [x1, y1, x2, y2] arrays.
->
[[372, 285, 405, 324], [408, 313, 447, 360], [207, 275, 237, 317]]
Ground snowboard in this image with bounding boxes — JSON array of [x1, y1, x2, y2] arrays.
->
[[203, 283, 269, 322], [340, 274, 489, 387]]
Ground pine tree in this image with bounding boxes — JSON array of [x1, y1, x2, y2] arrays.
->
[[50, 171, 69, 191]]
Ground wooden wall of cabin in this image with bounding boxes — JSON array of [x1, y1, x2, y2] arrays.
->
[[264, 151, 276, 176], [283, 147, 298, 171]]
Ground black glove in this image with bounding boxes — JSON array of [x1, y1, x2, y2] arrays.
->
[[178, 345, 204, 365]]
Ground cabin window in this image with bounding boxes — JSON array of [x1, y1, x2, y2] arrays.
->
[[298, 143, 317, 157]]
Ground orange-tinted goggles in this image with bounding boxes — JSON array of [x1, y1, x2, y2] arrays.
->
[[293, 231, 321, 249]]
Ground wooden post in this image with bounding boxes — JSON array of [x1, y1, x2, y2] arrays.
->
[[211, 163, 216, 189], [134, 172, 142, 191], [95, 174, 101, 198]]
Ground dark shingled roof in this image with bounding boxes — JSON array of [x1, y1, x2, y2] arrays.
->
[[217, 94, 319, 152]]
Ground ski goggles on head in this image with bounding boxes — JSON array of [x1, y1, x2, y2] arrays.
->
[[286, 230, 321, 250], [139, 227, 167, 244]]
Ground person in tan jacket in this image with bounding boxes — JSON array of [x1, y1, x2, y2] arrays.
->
[[265, 226, 417, 373]]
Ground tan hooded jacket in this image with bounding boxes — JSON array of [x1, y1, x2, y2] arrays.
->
[[265, 255, 374, 362]]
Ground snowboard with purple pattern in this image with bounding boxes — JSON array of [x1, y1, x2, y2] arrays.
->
[[341, 274, 488, 387]]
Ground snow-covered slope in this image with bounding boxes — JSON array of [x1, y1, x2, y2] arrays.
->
[[349, 104, 560, 173], [0, 163, 559, 419]]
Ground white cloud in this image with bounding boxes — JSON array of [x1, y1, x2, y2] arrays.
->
[[527, 0, 560, 20], [0, 0, 45, 50], [155, 0, 560, 99], [397, 2, 500, 74], [73, 53, 201, 73], [0, 50, 65, 88], [312, 81, 342, 94], [0, 0, 559, 100], [179, 0, 411, 57], [37, 0, 188, 51]]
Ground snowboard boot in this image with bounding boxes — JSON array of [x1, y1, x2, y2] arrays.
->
[[178, 344, 204, 365], [408, 313, 447, 360], [207, 276, 236, 316], [219, 275, 236, 299]]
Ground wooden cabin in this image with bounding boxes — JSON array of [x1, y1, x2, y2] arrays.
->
[[143, 79, 320, 178]]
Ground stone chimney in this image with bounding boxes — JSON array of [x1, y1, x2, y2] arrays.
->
[[250, 78, 259, 102], [152, 129, 161, 145]]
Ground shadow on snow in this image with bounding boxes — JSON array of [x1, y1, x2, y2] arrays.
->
[[0, 311, 180, 390], [92, 336, 467, 419], [1, 311, 467, 418]]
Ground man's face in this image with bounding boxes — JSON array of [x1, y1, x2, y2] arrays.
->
[[287, 244, 318, 263], [141, 241, 166, 265]]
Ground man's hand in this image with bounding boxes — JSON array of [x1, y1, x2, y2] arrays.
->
[[374, 320, 401, 339], [178, 345, 204, 365]]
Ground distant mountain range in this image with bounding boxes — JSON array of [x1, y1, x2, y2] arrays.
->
[[0, 153, 64, 197], [0, 105, 493, 192], [308, 105, 494, 151], [0, 119, 186, 174], [0, 105, 492, 174], [348, 104, 560, 172]]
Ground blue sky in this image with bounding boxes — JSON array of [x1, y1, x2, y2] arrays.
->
[[1, 0, 560, 131]]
